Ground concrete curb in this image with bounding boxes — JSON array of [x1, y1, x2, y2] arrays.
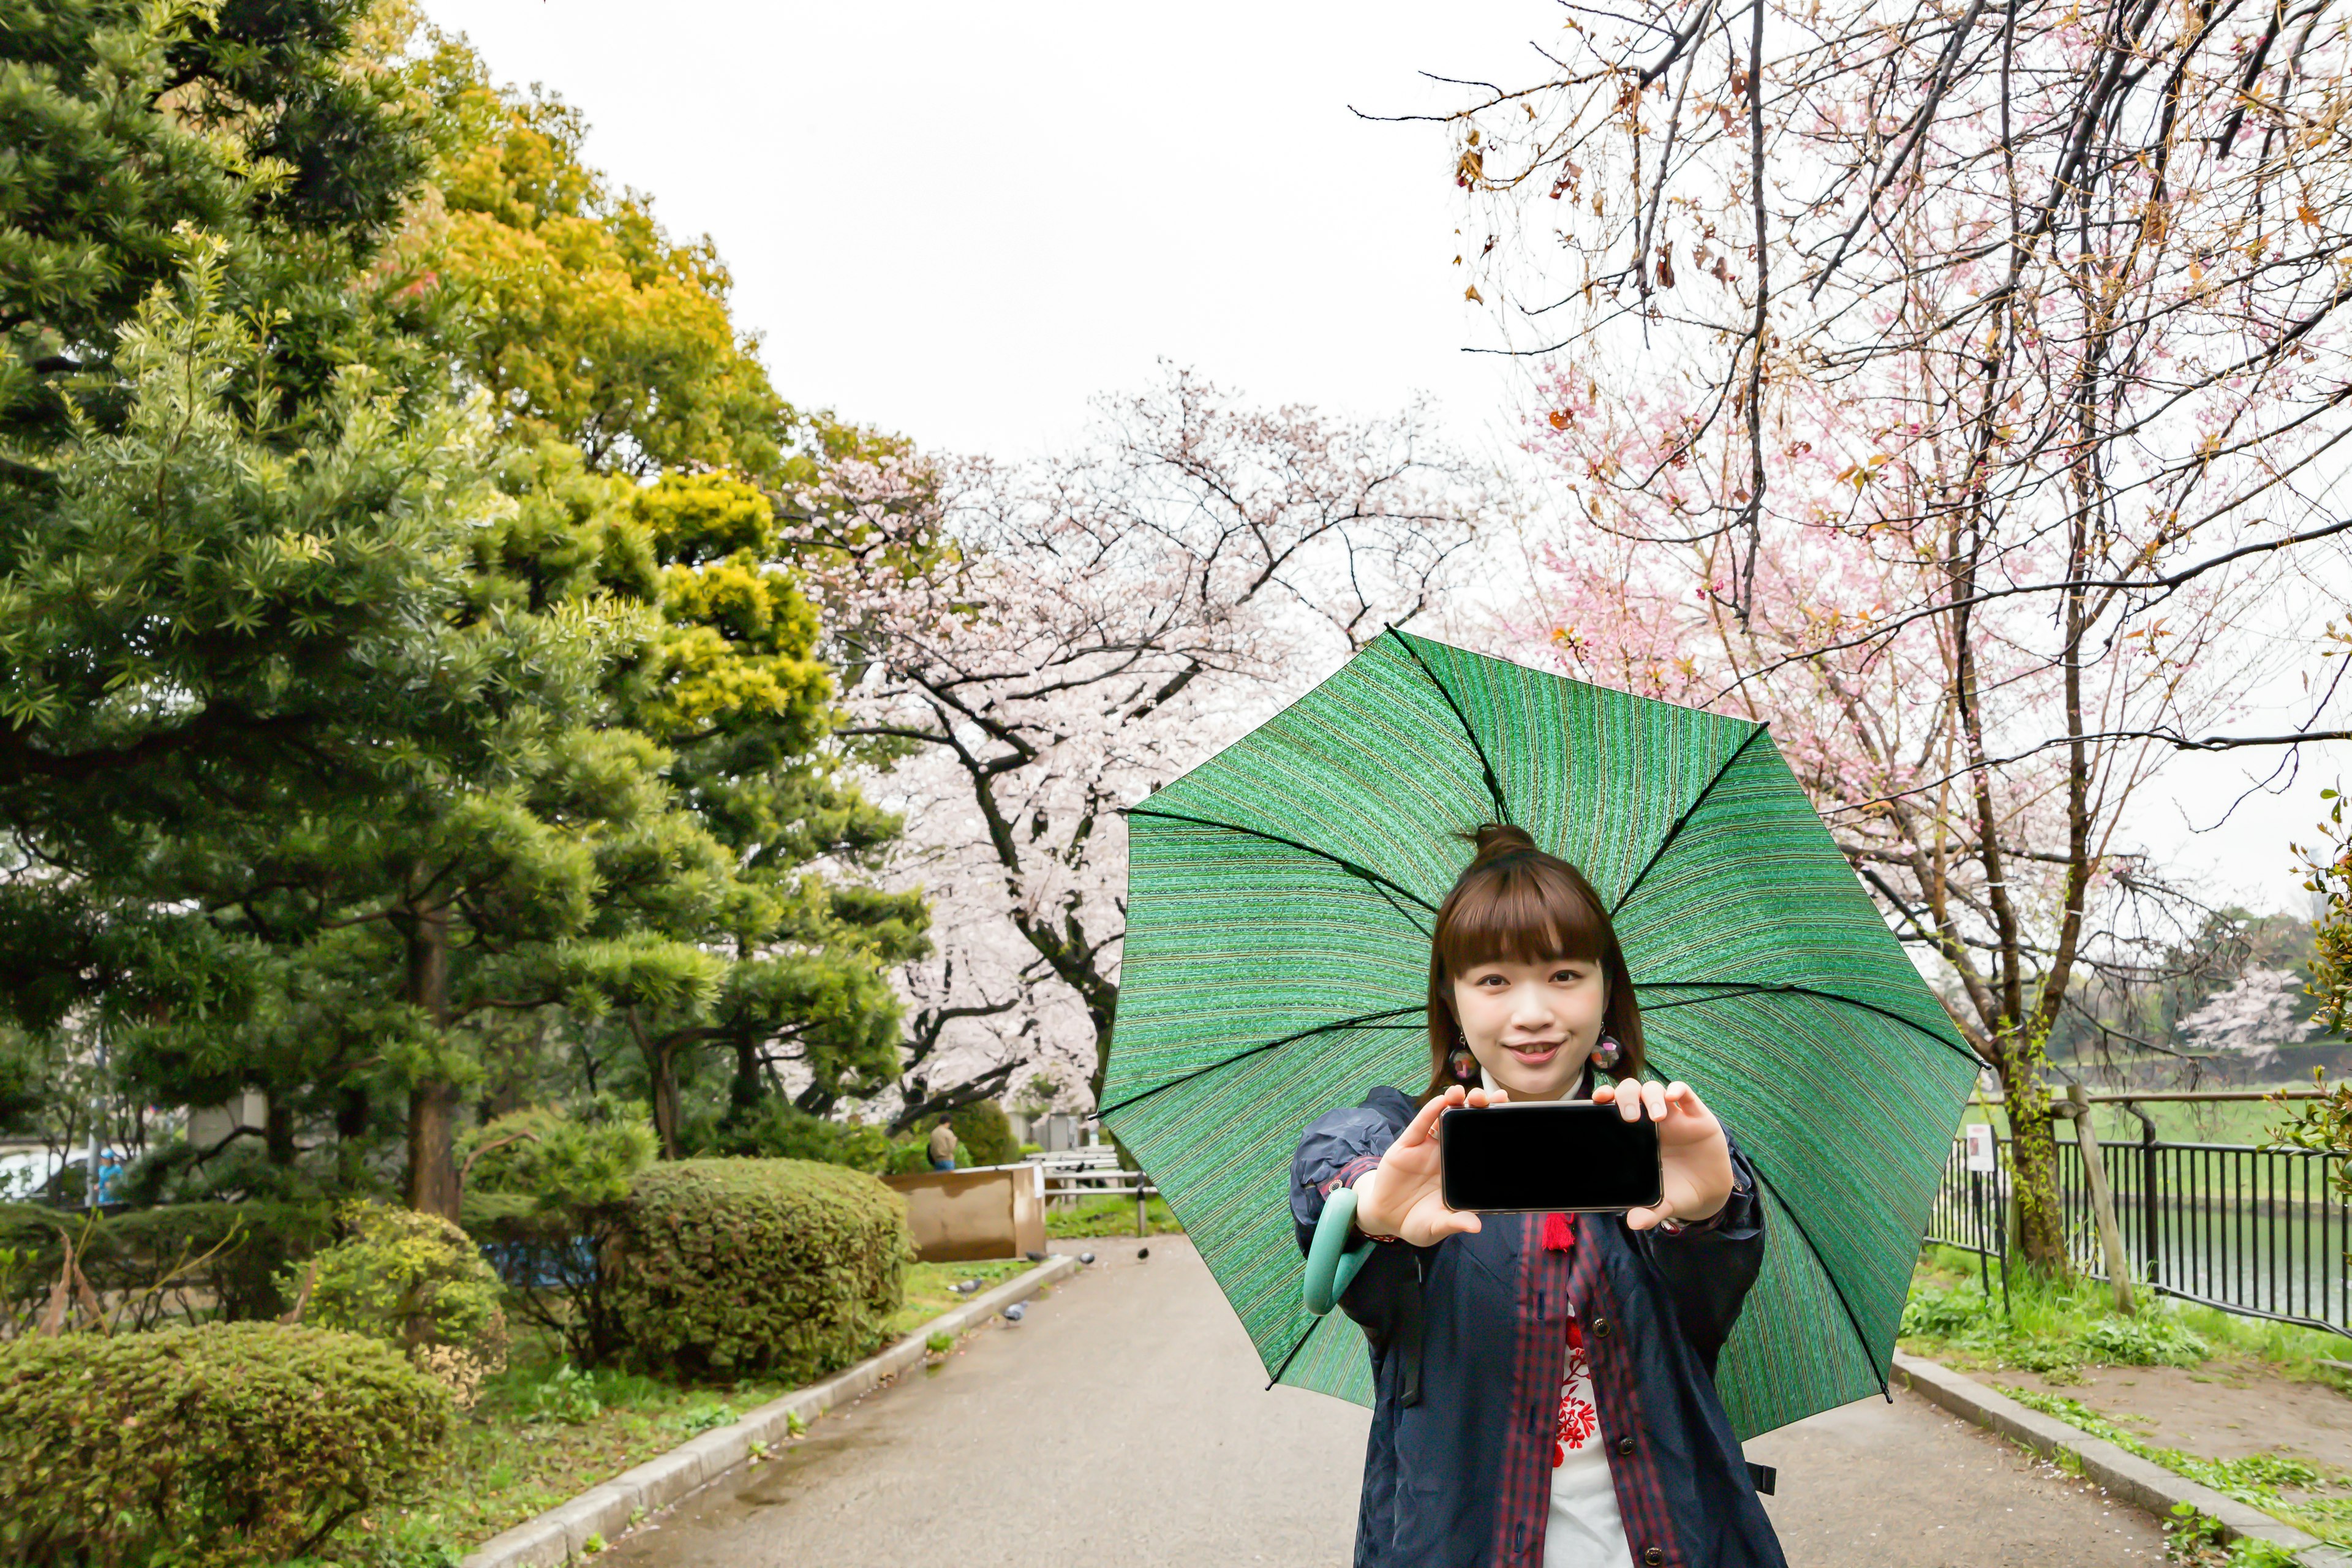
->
[[1892, 1351, 2352, 1567], [460, 1254, 1082, 1568]]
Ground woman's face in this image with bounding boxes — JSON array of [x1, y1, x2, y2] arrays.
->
[[1452, 954, 1608, 1101]]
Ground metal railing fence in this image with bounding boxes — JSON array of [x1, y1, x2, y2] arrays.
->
[[1926, 1131, 2350, 1336]]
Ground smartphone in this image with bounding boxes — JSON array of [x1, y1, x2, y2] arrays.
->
[[1438, 1101, 1663, 1213]]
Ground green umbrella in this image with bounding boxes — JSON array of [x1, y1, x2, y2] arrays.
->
[[1098, 628, 1979, 1438]]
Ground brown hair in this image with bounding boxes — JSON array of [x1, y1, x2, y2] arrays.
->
[[1423, 823, 1645, 1101]]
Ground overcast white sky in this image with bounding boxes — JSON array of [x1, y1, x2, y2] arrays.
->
[[424, 0, 2343, 916]]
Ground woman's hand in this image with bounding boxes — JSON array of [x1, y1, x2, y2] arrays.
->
[[1593, 1078, 1735, 1232], [1351, 1084, 1506, 1247]]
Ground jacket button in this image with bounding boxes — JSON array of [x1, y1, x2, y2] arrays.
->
[[1616, 1435, 1636, 1456], [1593, 1317, 1613, 1337], [1643, 1550, 1664, 1567]]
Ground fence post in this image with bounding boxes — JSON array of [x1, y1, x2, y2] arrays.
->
[[2065, 1084, 2135, 1313]]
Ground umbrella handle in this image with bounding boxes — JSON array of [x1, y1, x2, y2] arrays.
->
[[1303, 1186, 1375, 1315]]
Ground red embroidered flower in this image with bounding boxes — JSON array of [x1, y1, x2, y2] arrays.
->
[[1554, 1385, 1598, 1464]]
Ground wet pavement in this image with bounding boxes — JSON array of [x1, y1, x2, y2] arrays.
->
[[606, 1236, 2168, 1567]]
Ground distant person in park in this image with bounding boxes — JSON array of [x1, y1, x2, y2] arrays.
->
[[928, 1119, 959, 1172], [1292, 825, 1785, 1568]]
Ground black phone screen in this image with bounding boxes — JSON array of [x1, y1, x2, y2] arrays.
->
[[1438, 1102, 1663, 1213]]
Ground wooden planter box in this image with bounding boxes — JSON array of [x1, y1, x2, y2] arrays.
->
[[883, 1163, 1047, 1263]]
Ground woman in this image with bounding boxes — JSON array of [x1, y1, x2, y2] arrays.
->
[[1291, 824, 1787, 1568]]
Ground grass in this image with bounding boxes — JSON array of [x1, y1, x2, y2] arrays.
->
[[1902, 1245, 2352, 1387], [296, 1329, 797, 1567], [1044, 1194, 1183, 1238], [889, 1257, 1038, 1335], [1959, 1086, 2321, 1148]]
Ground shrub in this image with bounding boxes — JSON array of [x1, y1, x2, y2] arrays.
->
[[292, 1202, 509, 1402], [461, 1102, 657, 1212], [1898, 1281, 1990, 1339], [687, 1096, 899, 1174], [949, 1099, 1019, 1167], [0, 1321, 450, 1566], [610, 1158, 909, 1383], [459, 1104, 657, 1370], [2071, 1315, 2209, 1367], [0, 1200, 334, 1333]]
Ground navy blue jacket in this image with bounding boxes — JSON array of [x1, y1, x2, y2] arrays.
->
[[1291, 1088, 1787, 1568]]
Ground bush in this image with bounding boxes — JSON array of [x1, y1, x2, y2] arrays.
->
[[687, 1096, 899, 1174], [461, 1102, 657, 1213], [292, 1203, 508, 1401], [948, 1099, 1019, 1168], [459, 1104, 657, 1370], [0, 1321, 450, 1566], [0, 1200, 335, 1333], [2071, 1315, 2209, 1367], [1898, 1280, 1990, 1339], [609, 1158, 909, 1383]]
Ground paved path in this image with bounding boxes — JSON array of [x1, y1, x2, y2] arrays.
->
[[609, 1237, 2167, 1567]]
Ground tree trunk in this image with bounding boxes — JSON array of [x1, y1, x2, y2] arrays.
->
[[334, 1083, 371, 1188], [726, 1036, 763, 1126], [635, 1014, 682, 1161], [401, 897, 461, 1219], [265, 1095, 296, 1167], [1996, 1034, 2068, 1270]]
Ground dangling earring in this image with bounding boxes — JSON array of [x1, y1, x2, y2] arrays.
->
[[1450, 1030, 1479, 1085], [1589, 1032, 1623, 1074]]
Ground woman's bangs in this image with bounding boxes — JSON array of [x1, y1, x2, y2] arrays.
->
[[1435, 862, 1608, 974]]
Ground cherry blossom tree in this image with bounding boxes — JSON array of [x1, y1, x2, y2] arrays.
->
[[801, 370, 1487, 1110], [1417, 0, 2352, 1267]]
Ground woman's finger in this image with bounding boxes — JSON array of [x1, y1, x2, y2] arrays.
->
[[1640, 1079, 1670, 1123], [1398, 1084, 1461, 1147], [1615, 1080, 1642, 1121], [1592, 1082, 1618, 1106]]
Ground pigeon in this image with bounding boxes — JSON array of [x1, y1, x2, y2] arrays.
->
[[1001, 1302, 1026, 1323], [952, 1278, 981, 1294], [1024, 1249, 1048, 1262], [1078, 1251, 1096, 1265], [1137, 1247, 1150, 1260]]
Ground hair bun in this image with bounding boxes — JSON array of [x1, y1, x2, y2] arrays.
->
[[1466, 822, 1539, 865]]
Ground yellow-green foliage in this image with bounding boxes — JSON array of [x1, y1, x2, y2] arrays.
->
[[611, 1159, 909, 1383], [0, 1322, 450, 1566], [294, 1202, 509, 1372]]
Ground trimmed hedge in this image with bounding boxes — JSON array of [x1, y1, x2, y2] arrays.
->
[[610, 1158, 909, 1382], [0, 1321, 451, 1566]]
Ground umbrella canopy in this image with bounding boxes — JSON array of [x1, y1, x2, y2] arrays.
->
[[1099, 629, 1980, 1439]]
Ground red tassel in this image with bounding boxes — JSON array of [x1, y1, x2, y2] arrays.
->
[[1541, 1212, 1575, 1253]]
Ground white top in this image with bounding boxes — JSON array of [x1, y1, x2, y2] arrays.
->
[[1546, 1313, 1635, 1568]]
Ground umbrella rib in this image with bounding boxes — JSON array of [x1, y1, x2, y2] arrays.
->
[[1265, 1316, 1321, 1390], [1608, 724, 1769, 916], [1386, 627, 1511, 824], [1634, 981, 1983, 1067], [1095, 1005, 1427, 1118], [1125, 807, 1439, 916], [1747, 1159, 1891, 1403]]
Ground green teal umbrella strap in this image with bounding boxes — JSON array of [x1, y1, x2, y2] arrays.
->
[[1302, 1187, 1374, 1316]]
